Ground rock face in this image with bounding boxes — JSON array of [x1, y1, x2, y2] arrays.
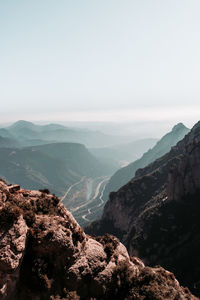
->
[[86, 121, 200, 297], [101, 123, 189, 204], [0, 180, 197, 299]]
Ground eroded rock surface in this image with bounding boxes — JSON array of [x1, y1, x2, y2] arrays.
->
[[0, 180, 197, 299]]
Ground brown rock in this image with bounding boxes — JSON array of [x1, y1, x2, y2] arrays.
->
[[8, 184, 20, 193], [0, 180, 197, 299]]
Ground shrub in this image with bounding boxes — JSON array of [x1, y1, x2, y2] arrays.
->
[[93, 234, 119, 261], [0, 202, 22, 230], [72, 228, 84, 246], [39, 189, 50, 194], [24, 210, 36, 227]]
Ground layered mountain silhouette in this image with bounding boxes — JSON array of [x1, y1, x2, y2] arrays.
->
[[86, 121, 200, 296], [1, 120, 132, 148], [101, 123, 189, 203], [0, 180, 197, 299]]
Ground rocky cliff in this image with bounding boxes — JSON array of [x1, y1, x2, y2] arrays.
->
[[101, 123, 189, 204], [0, 180, 197, 299], [86, 121, 200, 297]]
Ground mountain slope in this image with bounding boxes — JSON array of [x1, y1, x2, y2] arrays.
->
[[0, 143, 113, 196], [0, 128, 15, 139], [0, 180, 197, 300], [0, 147, 80, 195], [0, 135, 20, 148], [86, 121, 200, 296], [102, 123, 189, 203], [90, 138, 158, 168], [27, 142, 115, 177]]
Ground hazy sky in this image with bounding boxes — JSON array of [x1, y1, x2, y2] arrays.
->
[[0, 0, 200, 128]]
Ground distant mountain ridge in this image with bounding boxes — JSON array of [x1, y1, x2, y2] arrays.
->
[[2, 120, 134, 148], [101, 122, 189, 203]]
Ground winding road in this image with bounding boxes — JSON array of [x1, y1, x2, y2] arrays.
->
[[61, 175, 110, 226], [97, 178, 107, 207], [82, 177, 109, 222], [61, 176, 85, 202]]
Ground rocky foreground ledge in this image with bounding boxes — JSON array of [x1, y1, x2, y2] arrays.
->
[[0, 180, 197, 299]]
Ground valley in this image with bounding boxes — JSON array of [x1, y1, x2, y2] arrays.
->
[[62, 175, 110, 227], [0, 120, 160, 227]]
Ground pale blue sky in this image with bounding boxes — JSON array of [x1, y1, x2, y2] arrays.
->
[[0, 0, 200, 128]]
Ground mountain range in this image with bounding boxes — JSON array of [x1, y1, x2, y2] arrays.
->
[[0, 120, 134, 148]]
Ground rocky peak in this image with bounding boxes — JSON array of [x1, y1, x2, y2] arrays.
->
[[172, 122, 187, 132], [0, 179, 197, 299], [168, 122, 200, 202]]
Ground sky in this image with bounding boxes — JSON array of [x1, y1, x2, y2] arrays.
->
[[0, 0, 200, 131]]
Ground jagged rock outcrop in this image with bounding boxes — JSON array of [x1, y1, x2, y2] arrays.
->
[[86, 121, 200, 297], [168, 123, 200, 201], [0, 180, 197, 299]]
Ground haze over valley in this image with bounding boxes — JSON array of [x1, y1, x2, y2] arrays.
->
[[0, 120, 161, 226], [0, 119, 194, 228]]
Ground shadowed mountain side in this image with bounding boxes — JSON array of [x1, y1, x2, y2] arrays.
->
[[85, 121, 200, 297], [0, 147, 80, 196], [26, 143, 116, 178], [101, 123, 189, 203], [0, 143, 114, 196]]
